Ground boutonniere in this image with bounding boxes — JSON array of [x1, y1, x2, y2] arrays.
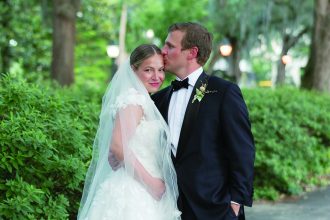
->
[[192, 82, 217, 103]]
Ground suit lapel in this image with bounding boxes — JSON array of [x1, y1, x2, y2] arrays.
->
[[175, 72, 208, 160], [157, 86, 176, 162], [158, 87, 173, 123]]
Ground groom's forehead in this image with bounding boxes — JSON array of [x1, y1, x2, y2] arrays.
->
[[166, 31, 184, 43]]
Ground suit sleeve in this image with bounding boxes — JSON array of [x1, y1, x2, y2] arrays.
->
[[221, 83, 255, 207]]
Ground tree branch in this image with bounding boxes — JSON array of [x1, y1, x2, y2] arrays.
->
[[287, 27, 309, 48]]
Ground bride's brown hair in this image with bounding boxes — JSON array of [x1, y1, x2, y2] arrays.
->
[[130, 44, 162, 69]]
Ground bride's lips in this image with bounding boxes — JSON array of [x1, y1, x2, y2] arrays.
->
[[150, 82, 161, 88]]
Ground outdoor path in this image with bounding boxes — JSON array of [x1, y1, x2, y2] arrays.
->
[[245, 187, 330, 220]]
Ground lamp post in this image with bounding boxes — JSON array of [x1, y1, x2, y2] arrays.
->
[[107, 42, 119, 79]]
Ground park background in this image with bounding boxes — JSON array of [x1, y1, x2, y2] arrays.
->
[[0, 0, 329, 219]]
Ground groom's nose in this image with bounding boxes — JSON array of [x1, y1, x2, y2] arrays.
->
[[161, 46, 168, 55]]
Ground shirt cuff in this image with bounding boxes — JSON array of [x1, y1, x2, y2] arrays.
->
[[231, 201, 240, 205]]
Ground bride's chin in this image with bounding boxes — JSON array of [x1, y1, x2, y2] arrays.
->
[[147, 87, 159, 94]]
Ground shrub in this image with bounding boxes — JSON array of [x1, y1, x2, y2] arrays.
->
[[244, 87, 330, 200], [0, 73, 99, 219]]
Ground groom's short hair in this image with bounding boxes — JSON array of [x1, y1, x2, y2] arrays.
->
[[168, 22, 212, 66]]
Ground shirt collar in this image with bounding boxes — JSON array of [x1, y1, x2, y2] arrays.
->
[[175, 67, 203, 87]]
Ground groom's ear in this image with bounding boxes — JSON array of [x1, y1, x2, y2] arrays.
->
[[188, 46, 198, 60]]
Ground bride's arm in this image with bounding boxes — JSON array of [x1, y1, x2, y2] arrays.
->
[[110, 105, 165, 201]]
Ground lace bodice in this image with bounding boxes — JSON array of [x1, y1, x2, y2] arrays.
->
[[111, 88, 147, 119], [129, 119, 163, 178], [111, 88, 163, 178]]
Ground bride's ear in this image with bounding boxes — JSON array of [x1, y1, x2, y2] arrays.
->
[[131, 65, 137, 72]]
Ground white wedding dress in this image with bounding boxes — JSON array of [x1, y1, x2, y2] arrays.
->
[[83, 89, 181, 220]]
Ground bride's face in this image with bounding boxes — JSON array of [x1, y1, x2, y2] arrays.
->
[[134, 54, 165, 93]]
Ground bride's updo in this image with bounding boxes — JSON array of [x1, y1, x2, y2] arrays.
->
[[130, 44, 162, 69]]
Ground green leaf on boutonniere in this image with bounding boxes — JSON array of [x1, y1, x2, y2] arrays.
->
[[192, 82, 217, 103]]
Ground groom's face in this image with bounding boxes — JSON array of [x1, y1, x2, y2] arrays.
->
[[162, 30, 188, 75]]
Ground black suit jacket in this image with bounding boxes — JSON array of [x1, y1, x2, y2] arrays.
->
[[152, 72, 255, 220]]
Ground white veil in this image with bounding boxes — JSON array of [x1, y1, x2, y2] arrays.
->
[[77, 59, 180, 219]]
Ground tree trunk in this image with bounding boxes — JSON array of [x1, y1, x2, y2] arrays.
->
[[51, 0, 80, 86], [302, 0, 330, 92], [228, 37, 241, 83], [276, 27, 309, 86], [118, 3, 128, 65], [207, 48, 221, 75], [276, 36, 290, 85], [276, 59, 286, 85]]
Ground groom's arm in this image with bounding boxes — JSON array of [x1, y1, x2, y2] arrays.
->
[[221, 83, 255, 207]]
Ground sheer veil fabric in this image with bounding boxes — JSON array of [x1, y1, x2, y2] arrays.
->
[[77, 59, 180, 220]]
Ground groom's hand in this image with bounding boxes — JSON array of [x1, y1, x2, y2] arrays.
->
[[231, 203, 240, 216]]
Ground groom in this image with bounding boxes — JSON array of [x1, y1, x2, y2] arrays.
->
[[152, 22, 255, 220]]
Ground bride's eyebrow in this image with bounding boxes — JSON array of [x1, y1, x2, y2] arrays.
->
[[144, 66, 154, 69]]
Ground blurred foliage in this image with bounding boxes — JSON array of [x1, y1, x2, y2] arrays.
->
[[74, 0, 209, 89], [251, 57, 272, 81], [0, 0, 314, 86], [156, 0, 209, 42], [206, 0, 313, 82], [263, 0, 313, 42], [244, 87, 330, 200], [0, 0, 51, 77], [75, 0, 118, 87], [209, 0, 268, 50], [0, 72, 100, 219]]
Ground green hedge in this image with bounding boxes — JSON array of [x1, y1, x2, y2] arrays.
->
[[244, 87, 330, 200], [0, 74, 99, 219]]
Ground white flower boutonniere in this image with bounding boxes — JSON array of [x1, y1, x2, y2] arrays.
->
[[192, 82, 217, 103]]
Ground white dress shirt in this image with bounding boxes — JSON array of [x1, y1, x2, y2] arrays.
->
[[168, 67, 203, 156]]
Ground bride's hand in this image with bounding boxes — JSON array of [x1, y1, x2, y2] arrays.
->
[[147, 177, 165, 201]]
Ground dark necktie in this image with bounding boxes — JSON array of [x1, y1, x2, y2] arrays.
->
[[171, 78, 189, 91]]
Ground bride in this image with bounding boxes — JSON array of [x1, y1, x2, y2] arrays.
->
[[77, 44, 181, 220]]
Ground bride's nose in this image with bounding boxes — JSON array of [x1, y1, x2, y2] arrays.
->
[[151, 72, 158, 80], [151, 71, 161, 81]]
